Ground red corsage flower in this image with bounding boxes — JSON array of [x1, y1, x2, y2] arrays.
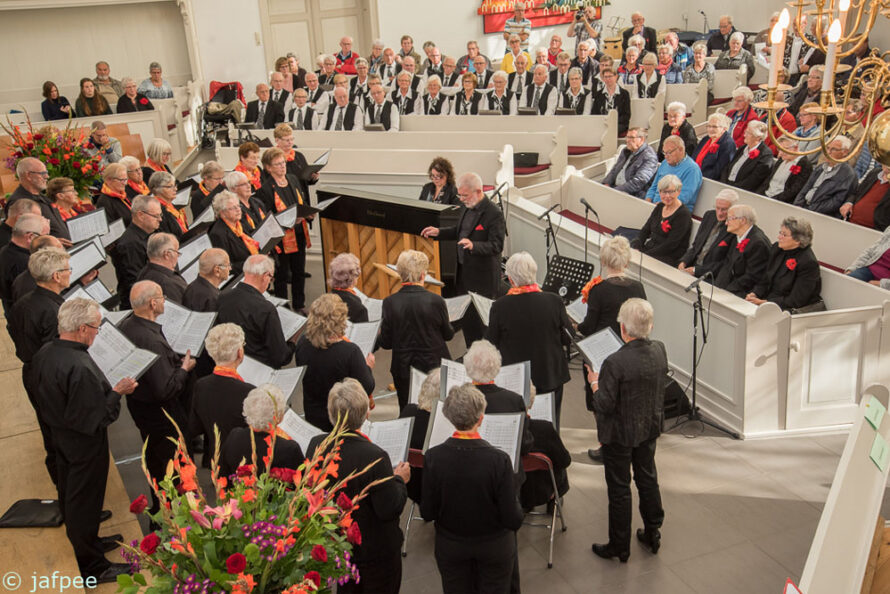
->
[[738, 238, 750, 253], [748, 148, 760, 159], [708, 143, 719, 154], [660, 219, 671, 233], [786, 258, 797, 270], [789, 165, 802, 175], [474, 224, 484, 231], [139, 97, 149, 105]]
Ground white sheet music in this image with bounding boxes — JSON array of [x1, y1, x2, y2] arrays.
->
[[345, 320, 380, 358], [172, 186, 191, 207], [315, 196, 339, 211], [363, 298, 383, 321], [105, 310, 132, 326], [529, 392, 554, 425], [271, 366, 306, 401], [181, 258, 200, 284], [366, 417, 414, 466], [189, 206, 215, 229], [265, 293, 288, 307], [64, 286, 129, 325], [82, 278, 113, 303], [69, 242, 106, 283], [409, 367, 428, 405], [439, 359, 530, 402], [87, 321, 157, 386], [469, 292, 493, 326], [178, 234, 212, 269], [100, 218, 125, 247], [279, 409, 324, 454], [479, 413, 523, 472], [445, 295, 472, 322], [252, 214, 285, 252], [156, 301, 217, 356], [577, 327, 624, 372], [425, 400, 457, 450], [385, 263, 444, 286], [277, 307, 307, 339], [566, 296, 588, 324], [67, 209, 109, 244], [275, 206, 297, 229], [237, 356, 274, 386], [314, 150, 331, 165]]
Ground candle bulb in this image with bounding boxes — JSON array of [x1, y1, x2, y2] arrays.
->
[[839, 0, 851, 28], [822, 19, 842, 93], [768, 22, 785, 88]]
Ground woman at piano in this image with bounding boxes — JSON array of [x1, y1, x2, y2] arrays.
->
[[419, 157, 459, 205], [328, 252, 369, 322]]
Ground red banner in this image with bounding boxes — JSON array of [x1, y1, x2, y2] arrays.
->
[[479, 3, 601, 35]]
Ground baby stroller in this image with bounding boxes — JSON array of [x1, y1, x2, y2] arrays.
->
[[197, 81, 246, 148]]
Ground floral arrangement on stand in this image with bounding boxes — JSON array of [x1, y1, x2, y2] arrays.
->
[[1, 112, 103, 202], [117, 412, 385, 594]]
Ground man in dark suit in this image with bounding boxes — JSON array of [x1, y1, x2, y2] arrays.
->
[[679, 190, 737, 279], [586, 298, 667, 562], [570, 41, 599, 86], [110, 196, 161, 310], [602, 128, 658, 198], [421, 172, 506, 346], [714, 204, 771, 297], [135, 233, 187, 303], [757, 138, 814, 204], [621, 12, 657, 52], [707, 15, 738, 55], [507, 55, 533, 100], [287, 88, 316, 131], [182, 248, 229, 312], [268, 72, 290, 109], [793, 137, 858, 216], [245, 83, 285, 129]]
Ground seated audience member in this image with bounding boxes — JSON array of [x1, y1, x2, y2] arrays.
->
[[85, 121, 121, 170], [287, 53, 307, 90], [295, 294, 375, 430], [715, 32, 755, 82], [220, 384, 303, 477], [522, 65, 558, 115], [657, 102, 697, 160], [546, 35, 563, 67], [507, 55, 533, 100], [726, 87, 759, 148], [190, 323, 253, 463], [0, 199, 39, 249], [635, 54, 665, 99], [111, 196, 160, 309], [190, 160, 225, 217], [762, 106, 797, 156], [502, 35, 532, 75], [397, 34, 422, 66], [633, 175, 694, 266], [794, 103, 823, 165], [96, 163, 133, 225], [452, 73, 484, 115], [591, 67, 630, 133], [364, 84, 399, 130], [714, 204, 771, 297], [74, 78, 111, 118], [457, 40, 491, 74], [246, 83, 285, 129], [571, 41, 599, 86], [746, 217, 822, 311], [307, 378, 409, 594], [217, 254, 294, 368], [397, 56, 423, 94], [328, 252, 368, 323], [135, 233, 187, 303], [846, 226, 890, 289], [0, 214, 47, 313], [315, 55, 334, 86], [366, 40, 385, 72], [416, 75, 451, 115], [793, 137, 857, 215], [423, 45, 445, 78], [487, 71, 518, 114], [444, 56, 467, 88], [208, 190, 257, 276], [234, 142, 262, 191], [304, 72, 329, 114], [679, 189, 738, 278], [269, 71, 290, 109], [550, 52, 573, 94], [520, 388, 572, 510], [349, 59, 371, 105], [182, 248, 229, 312], [626, 34, 648, 59], [683, 42, 715, 101], [655, 44, 683, 83], [602, 128, 658, 198], [391, 71, 418, 115], [399, 369, 439, 501], [568, 4, 602, 54], [646, 136, 703, 210], [40, 81, 72, 121], [334, 36, 359, 75], [288, 88, 317, 130], [561, 67, 591, 113], [720, 120, 774, 191], [148, 171, 187, 238], [788, 67, 823, 117], [841, 164, 890, 231], [421, 384, 524, 594], [664, 32, 693, 70], [378, 48, 398, 85], [618, 47, 642, 85], [622, 12, 657, 52], [420, 157, 459, 204], [121, 156, 150, 201], [379, 250, 453, 410], [324, 86, 361, 130], [692, 113, 737, 180], [142, 138, 174, 180], [138, 62, 174, 99], [708, 15, 738, 55], [116, 77, 154, 113], [758, 137, 814, 203]]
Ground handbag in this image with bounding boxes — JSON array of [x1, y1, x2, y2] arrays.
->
[[790, 299, 827, 315]]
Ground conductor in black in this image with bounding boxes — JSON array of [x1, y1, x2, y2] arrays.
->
[[585, 297, 667, 563]]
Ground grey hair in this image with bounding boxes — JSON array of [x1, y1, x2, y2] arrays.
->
[[657, 43, 672, 54], [464, 339, 502, 383], [148, 170, 175, 194], [809, 65, 825, 78], [492, 70, 508, 83], [781, 216, 814, 248], [396, 249, 429, 283], [90, 120, 107, 133], [146, 138, 172, 163], [149, 61, 162, 71], [568, 66, 583, 79], [212, 190, 239, 215], [371, 39, 384, 49], [662, 135, 685, 153], [329, 252, 361, 289], [426, 75, 442, 88], [628, 35, 645, 48], [146, 233, 177, 259], [509, 34, 521, 43], [533, 64, 549, 75], [505, 251, 537, 286], [242, 384, 288, 430], [355, 57, 368, 67], [13, 214, 45, 237], [244, 254, 274, 276], [327, 378, 369, 431], [830, 135, 853, 151], [715, 188, 740, 205], [418, 369, 441, 412], [457, 172, 483, 192], [102, 163, 126, 182], [667, 101, 687, 115], [692, 41, 708, 53], [204, 323, 245, 365], [641, 53, 658, 65], [201, 160, 225, 178], [729, 31, 745, 44], [617, 297, 654, 339], [224, 170, 248, 190], [397, 71, 412, 82], [28, 247, 69, 282], [731, 86, 754, 102], [131, 195, 159, 215], [600, 236, 632, 272], [443, 384, 487, 431], [8, 198, 39, 219], [746, 120, 768, 140], [657, 173, 683, 192], [130, 280, 162, 309], [708, 112, 732, 129], [720, 14, 734, 24], [198, 247, 229, 275], [58, 298, 101, 334], [15, 157, 41, 180], [629, 126, 648, 139], [121, 76, 135, 87], [120, 155, 141, 170], [625, 47, 640, 58], [729, 203, 757, 225]]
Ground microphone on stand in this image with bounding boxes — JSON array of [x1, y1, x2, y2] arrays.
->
[[537, 203, 560, 220], [579, 197, 599, 218], [684, 271, 713, 293]]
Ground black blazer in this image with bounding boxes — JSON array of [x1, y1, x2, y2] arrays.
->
[[136, 262, 187, 303], [751, 244, 822, 311], [847, 167, 890, 231], [183, 276, 220, 312], [110, 224, 149, 309], [622, 26, 658, 52], [520, 418, 571, 508], [590, 87, 631, 134], [96, 192, 133, 226], [188, 374, 254, 458], [220, 428, 303, 477], [419, 182, 459, 205], [714, 225, 772, 297], [331, 289, 368, 322], [190, 184, 224, 221], [692, 133, 737, 180], [657, 121, 698, 161], [631, 203, 693, 267], [269, 88, 290, 108], [116, 93, 154, 113], [487, 291, 571, 393], [719, 142, 774, 191], [679, 209, 733, 278], [217, 283, 293, 369], [756, 157, 813, 204], [208, 219, 252, 276], [435, 197, 506, 298], [288, 105, 315, 130], [378, 284, 453, 378], [577, 277, 647, 338], [245, 99, 285, 129]]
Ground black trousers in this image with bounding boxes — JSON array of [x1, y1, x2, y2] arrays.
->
[[552, 384, 564, 432], [392, 369, 410, 412], [54, 427, 110, 577], [601, 437, 664, 553], [273, 249, 307, 310], [339, 552, 402, 594], [435, 530, 516, 594], [22, 363, 58, 486]]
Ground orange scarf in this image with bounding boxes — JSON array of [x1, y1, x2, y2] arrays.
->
[[100, 183, 131, 207], [213, 366, 244, 381], [273, 187, 311, 254], [52, 204, 76, 221], [451, 431, 482, 439], [580, 276, 603, 303], [236, 163, 262, 190], [507, 283, 541, 295], [333, 287, 356, 295], [156, 197, 188, 233], [145, 158, 166, 173], [198, 182, 212, 196], [127, 179, 150, 196], [224, 219, 259, 255]]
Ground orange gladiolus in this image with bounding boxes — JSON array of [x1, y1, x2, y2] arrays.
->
[[241, 489, 256, 503]]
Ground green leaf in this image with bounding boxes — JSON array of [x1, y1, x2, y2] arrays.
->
[[133, 573, 147, 586], [243, 542, 261, 562], [116, 574, 134, 588], [204, 540, 218, 565]]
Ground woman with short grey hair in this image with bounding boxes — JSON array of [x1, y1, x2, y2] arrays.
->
[[692, 112, 737, 180], [464, 339, 502, 383], [658, 101, 697, 160], [683, 41, 715, 99], [632, 173, 693, 267], [328, 252, 368, 322], [327, 377, 370, 430], [715, 31, 755, 82], [720, 118, 774, 192], [746, 217, 822, 311], [148, 170, 187, 238], [204, 323, 245, 366], [616, 297, 654, 339], [208, 190, 254, 276], [504, 251, 537, 287], [138, 62, 174, 99], [190, 161, 226, 217]]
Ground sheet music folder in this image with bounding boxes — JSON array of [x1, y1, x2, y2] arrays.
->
[[424, 400, 523, 473], [575, 327, 624, 372]]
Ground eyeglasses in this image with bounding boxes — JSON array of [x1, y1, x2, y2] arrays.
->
[[144, 211, 163, 220], [28, 171, 49, 178], [84, 323, 100, 331], [727, 216, 744, 221], [161, 183, 176, 189], [55, 267, 72, 273], [161, 151, 172, 156], [151, 294, 165, 302], [778, 230, 792, 238], [166, 249, 182, 256], [429, 172, 444, 180], [111, 177, 127, 182]]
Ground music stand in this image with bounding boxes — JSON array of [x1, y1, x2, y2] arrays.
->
[[542, 256, 595, 302]]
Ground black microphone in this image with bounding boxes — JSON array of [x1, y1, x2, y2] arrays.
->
[[684, 271, 713, 293], [579, 197, 599, 218], [537, 203, 560, 220]]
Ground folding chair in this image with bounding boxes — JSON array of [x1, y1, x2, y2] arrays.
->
[[401, 448, 425, 557], [521, 452, 568, 569]]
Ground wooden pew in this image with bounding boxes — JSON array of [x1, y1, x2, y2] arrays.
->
[[665, 79, 709, 126], [629, 91, 665, 133], [711, 67, 745, 103]]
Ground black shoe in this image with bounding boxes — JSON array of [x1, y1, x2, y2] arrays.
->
[[302, 272, 312, 278], [636, 528, 661, 554], [94, 562, 133, 584], [99, 509, 112, 523], [587, 448, 604, 463], [99, 534, 123, 553], [591, 543, 629, 562]]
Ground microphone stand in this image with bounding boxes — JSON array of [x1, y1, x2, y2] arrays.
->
[[581, 202, 590, 264]]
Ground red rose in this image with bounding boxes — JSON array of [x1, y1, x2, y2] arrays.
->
[[72, 161, 80, 169], [346, 522, 362, 545], [748, 148, 760, 159], [718, 240, 728, 247], [139, 97, 149, 105], [311, 544, 328, 562], [139, 533, 160, 555], [304, 571, 321, 588], [786, 258, 797, 270], [33, 134, 44, 141], [789, 165, 801, 175], [269, 467, 294, 483], [236, 465, 253, 477], [226, 552, 247, 574], [660, 219, 671, 233], [92, 163, 99, 171], [26, 143, 34, 150], [336, 492, 353, 511], [129, 494, 148, 514], [738, 238, 750, 253], [49, 158, 60, 166]]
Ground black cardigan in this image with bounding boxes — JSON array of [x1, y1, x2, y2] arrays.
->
[[577, 277, 647, 338], [657, 121, 698, 161], [751, 244, 822, 311], [719, 142, 775, 192], [756, 157, 814, 204], [631, 203, 693, 267]]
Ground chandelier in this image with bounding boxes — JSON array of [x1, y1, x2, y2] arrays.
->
[[755, 0, 890, 166]]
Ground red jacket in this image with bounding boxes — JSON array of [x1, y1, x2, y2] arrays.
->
[[727, 106, 758, 148], [335, 51, 359, 75], [764, 108, 796, 155]]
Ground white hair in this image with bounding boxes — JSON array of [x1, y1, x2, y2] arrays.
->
[[212, 190, 238, 215], [244, 254, 274, 276], [464, 339, 502, 383], [146, 233, 177, 260], [599, 236, 632, 272], [29, 248, 69, 283], [729, 203, 757, 225], [729, 31, 745, 44], [667, 102, 687, 115], [505, 251, 537, 286], [715, 189, 740, 205], [204, 323, 245, 365], [243, 384, 288, 430], [58, 298, 101, 334], [617, 298, 654, 339]]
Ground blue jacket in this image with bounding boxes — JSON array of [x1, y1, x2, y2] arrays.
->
[[646, 156, 703, 211], [602, 144, 659, 198]]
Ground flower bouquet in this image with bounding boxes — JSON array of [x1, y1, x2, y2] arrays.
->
[[117, 409, 386, 593]]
